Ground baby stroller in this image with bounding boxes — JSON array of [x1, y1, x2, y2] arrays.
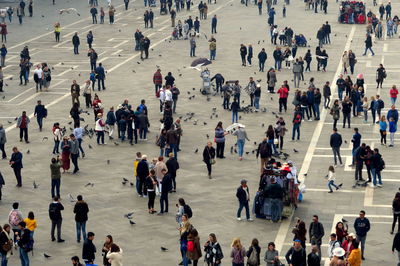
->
[[295, 34, 307, 47]]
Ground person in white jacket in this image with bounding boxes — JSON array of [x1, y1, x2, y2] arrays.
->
[[158, 86, 166, 114], [327, 233, 341, 259], [106, 243, 123, 266], [327, 165, 342, 193], [95, 113, 106, 144]]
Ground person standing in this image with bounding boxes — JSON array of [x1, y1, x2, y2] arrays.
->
[[371, 148, 384, 188], [159, 168, 172, 214], [153, 68, 162, 95], [0, 124, 6, 159], [69, 134, 80, 174], [203, 141, 215, 179], [137, 155, 149, 196], [236, 179, 253, 221], [90, 6, 98, 24], [292, 59, 302, 88], [232, 125, 250, 161], [258, 48, 267, 72], [149, 9, 154, 28], [8, 202, 23, 243], [354, 210, 370, 260], [34, 100, 47, 131], [87, 48, 97, 70], [209, 38, 216, 60], [74, 195, 89, 243], [95, 63, 106, 91], [362, 34, 374, 56], [105, 106, 116, 140], [17, 221, 31, 266], [73, 125, 85, 157], [389, 117, 397, 147], [166, 153, 179, 192], [211, 14, 217, 33], [376, 64, 386, 89], [71, 80, 80, 107], [190, 36, 196, 57], [82, 232, 96, 264], [390, 85, 398, 106], [54, 22, 61, 42], [49, 196, 65, 242], [285, 240, 307, 265], [240, 44, 247, 66], [330, 128, 343, 167], [309, 215, 325, 258], [108, 5, 115, 24], [72, 32, 80, 55], [50, 157, 62, 198], [292, 106, 302, 141], [9, 147, 23, 187], [16, 111, 30, 143], [265, 177, 284, 222]]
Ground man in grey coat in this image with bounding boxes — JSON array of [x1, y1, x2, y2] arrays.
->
[[293, 59, 302, 88], [0, 124, 6, 159], [69, 134, 80, 174]]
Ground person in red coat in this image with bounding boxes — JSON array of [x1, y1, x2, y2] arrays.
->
[[0, 23, 7, 43]]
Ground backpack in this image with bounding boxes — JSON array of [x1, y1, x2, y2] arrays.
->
[[48, 204, 58, 220], [183, 204, 193, 218], [24, 234, 34, 252], [9, 210, 21, 227], [247, 247, 258, 265], [187, 240, 194, 252], [379, 99, 384, 109], [294, 113, 301, 124], [379, 157, 385, 170], [233, 248, 243, 262]]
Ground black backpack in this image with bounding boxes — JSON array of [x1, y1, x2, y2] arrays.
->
[[183, 204, 193, 218]]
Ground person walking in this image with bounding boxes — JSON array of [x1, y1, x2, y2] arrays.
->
[[231, 99, 239, 123], [330, 128, 343, 167], [292, 106, 302, 141], [236, 179, 253, 221], [34, 100, 47, 131], [0, 44, 7, 67], [74, 195, 89, 243], [95, 113, 106, 145], [309, 215, 325, 258], [187, 229, 202, 266], [379, 116, 387, 145], [211, 15, 217, 33], [166, 153, 179, 192], [326, 165, 342, 193], [371, 148, 384, 188], [153, 68, 162, 95], [202, 141, 215, 178], [9, 147, 23, 187], [49, 196, 65, 242], [232, 125, 250, 161], [285, 240, 307, 266], [159, 168, 172, 214], [87, 48, 97, 70], [71, 80, 80, 107], [69, 134, 80, 174], [82, 232, 96, 264], [95, 63, 106, 91], [354, 210, 370, 260], [72, 32, 80, 55], [389, 117, 397, 147], [0, 123, 7, 159], [258, 48, 267, 72], [362, 34, 374, 56], [50, 157, 62, 198], [376, 64, 386, 89]]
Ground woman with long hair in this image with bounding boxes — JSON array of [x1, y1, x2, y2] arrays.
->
[[202, 141, 215, 179], [60, 136, 70, 172], [179, 214, 192, 266], [102, 235, 113, 266], [187, 229, 202, 266], [146, 169, 157, 214], [266, 125, 278, 155], [230, 238, 246, 266], [264, 242, 279, 266], [106, 243, 123, 266], [292, 219, 307, 249], [379, 115, 387, 145], [335, 221, 348, 244], [246, 238, 260, 266], [204, 233, 223, 266], [214, 121, 228, 159]]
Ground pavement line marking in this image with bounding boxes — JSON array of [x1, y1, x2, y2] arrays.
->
[[158, 25, 168, 32], [274, 25, 356, 253], [363, 186, 391, 208], [306, 188, 364, 193], [17, 80, 66, 105]]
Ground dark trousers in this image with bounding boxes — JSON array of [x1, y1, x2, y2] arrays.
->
[[305, 61, 311, 71], [0, 143, 6, 158], [37, 116, 43, 130], [355, 162, 363, 180], [223, 97, 230, 109], [51, 219, 62, 241], [237, 201, 250, 219], [71, 153, 79, 173], [85, 93, 92, 108], [279, 98, 287, 112], [19, 128, 28, 142], [148, 191, 156, 209], [73, 45, 79, 54], [343, 113, 351, 128], [259, 61, 265, 71], [78, 138, 84, 154], [392, 213, 400, 233], [55, 32, 60, 42], [97, 131, 104, 144], [13, 167, 22, 186], [92, 14, 97, 23], [215, 82, 222, 93], [51, 179, 60, 198], [380, 130, 387, 144], [160, 193, 169, 213], [97, 78, 105, 90], [211, 25, 217, 33], [216, 142, 225, 158], [205, 161, 212, 175], [90, 61, 96, 71]]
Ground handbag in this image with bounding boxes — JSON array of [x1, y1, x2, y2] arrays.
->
[[2, 241, 12, 252], [209, 159, 216, 165], [207, 148, 215, 165]]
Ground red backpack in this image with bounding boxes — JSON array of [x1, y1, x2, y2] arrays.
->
[[187, 240, 194, 252]]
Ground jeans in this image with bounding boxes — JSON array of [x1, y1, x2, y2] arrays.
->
[[19, 128, 28, 142], [328, 180, 339, 192], [363, 110, 368, 121], [371, 168, 382, 186], [292, 123, 300, 140], [160, 193, 169, 213], [270, 198, 282, 222], [0, 143, 6, 158], [237, 201, 250, 219], [363, 47, 374, 55], [293, 73, 301, 88], [314, 103, 320, 119], [343, 113, 351, 128], [190, 47, 196, 57], [356, 235, 366, 257], [338, 88, 343, 101], [139, 128, 148, 139], [53, 140, 60, 154], [237, 139, 245, 157], [210, 50, 216, 60], [1, 252, 8, 266], [274, 60, 281, 70], [76, 222, 87, 242], [51, 219, 62, 240], [232, 111, 238, 123], [223, 97, 230, 109], [259, 61, 265, 71], [73, 45, 79, 54], [71, 153, 79, 173], [332, 147, 343, 165], [169, 143, 178, 159], [254, 96, 260, 109], [135, 177, 142, 195], [97, 78, 105, 90], [97, 131, 104, 144], [36, 116, 43, 130], [51, 179, 60, 198], [391, 97, 397, 105], [19, 248, 29, 266]]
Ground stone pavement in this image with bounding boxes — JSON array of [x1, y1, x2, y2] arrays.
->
[[0, 0, 398, 265]]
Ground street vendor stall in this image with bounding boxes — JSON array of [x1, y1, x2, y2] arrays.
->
[[339, 1, 366, 24]]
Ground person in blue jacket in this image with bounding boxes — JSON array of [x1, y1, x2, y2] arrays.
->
[[95, 63, 105, 91]]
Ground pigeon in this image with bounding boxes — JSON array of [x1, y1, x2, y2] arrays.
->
[[275, 114, 279, 119], [2, 96, 5, 99], [137, 62, 141, 64], [215, 114, 218, 118], [304, 173, 308, 176], [341, 218, 348, 223], [261, 123, 265, 127], [206, 134, 209, 139], [194, 148, 198, 153], [293, 149, 298, 153], [68, 121, 72, 125], [88, 144, 93, 149], [234, 149, 237, 153], [239, 116, 242, 120], [161, 247, 168, 251], [344, 140, 347, 144], [69, 194, 76, 202], [107, 159, 110, 165], [192, 88, 196, 90], [27, 150, 30, 154], [42, 137, 48, 142], [114, 142, 119, 146], [79, 118, 85, 122], [122, 180, 128, 185], [33, 181, 38, 189], [7, 120, 11, 124], [203, 122, 207, 125], [254, 142, 257, 145], [14, 117, 17, 120], [129, 220, 136, 225], [123, 178, 129, 182], [44, 253, 51, 258], [124, 212, 134, 218], [84, 183, 94, 187], [272, 111, 276, 115], [245, 152, 250, 155]]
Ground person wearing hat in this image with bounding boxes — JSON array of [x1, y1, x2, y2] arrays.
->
[[330, 247, 346, 265], [236, 179, 253, 221], [264, 177, 283, 222], [285, 239, 306, 266], [341, 233, 355, 258], [327, 233, 341, 259], [95, 113, 105, 145]]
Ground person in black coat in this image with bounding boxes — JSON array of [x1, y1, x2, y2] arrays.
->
[[34, 100, 47, 131], [82, 232, 96, 264], [240, 44, 247, 66], [136, 155, 149, 196], [307, 246, 320, 266], [285, 240, 307, 266], [236, 179, 252, 221], [202, 141, 215, 178], [166, 153, 179, 192], [362, 34, 374, 56], [49, 196, 65, 242], [258, 48, 267, 72], [159, 169, 172, 214], [9, 147, 23, 187], [73, 195, 89, 243], [330, 128, 343, 166], [72, 32, 80, 55]]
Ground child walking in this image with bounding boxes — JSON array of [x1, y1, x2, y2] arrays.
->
[[327, 165, 342, 193]]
